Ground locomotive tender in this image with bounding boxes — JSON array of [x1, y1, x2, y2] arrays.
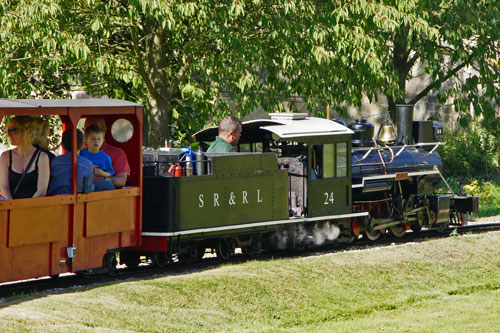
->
[[0, 99, 478, 284]]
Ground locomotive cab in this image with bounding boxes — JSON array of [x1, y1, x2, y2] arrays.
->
[[194, 113, 356, 219], [258, 113, 354, 218]]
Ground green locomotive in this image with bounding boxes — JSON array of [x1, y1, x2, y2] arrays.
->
[[129, 111, 477, 267], [135, 113, 368, 266]]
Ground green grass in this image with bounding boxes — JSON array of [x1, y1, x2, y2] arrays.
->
[[1, 232, 500, 332]]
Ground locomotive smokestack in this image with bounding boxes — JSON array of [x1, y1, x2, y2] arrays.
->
[[396, 104, 414, 145]]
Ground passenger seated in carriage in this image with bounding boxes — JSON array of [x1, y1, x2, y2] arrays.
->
[[206, 116, 242, 153], [84, 116, 130, 188], [80, 124, 115, 191], [48, 129, 94, 195], [0, 116, 50, 199], [31, 117, 56, 162]]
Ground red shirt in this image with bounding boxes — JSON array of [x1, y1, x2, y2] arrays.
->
[[101, 142, 130, 176]]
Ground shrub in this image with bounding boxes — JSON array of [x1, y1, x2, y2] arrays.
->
[[464, 178, 500, 217], [437, 118, 500, 217], [438, 120, 499, 178]]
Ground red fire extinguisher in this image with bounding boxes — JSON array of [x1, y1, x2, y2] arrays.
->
[[168, 163, 183, 177]]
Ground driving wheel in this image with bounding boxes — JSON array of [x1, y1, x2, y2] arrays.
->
[[390, 224, 406, 237], [215, 239, 235, 261]]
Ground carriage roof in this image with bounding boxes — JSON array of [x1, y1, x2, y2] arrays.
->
[[0, 99, 141, 109]]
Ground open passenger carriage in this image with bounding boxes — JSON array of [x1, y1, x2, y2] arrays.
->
[[0, 99, 143, 283]]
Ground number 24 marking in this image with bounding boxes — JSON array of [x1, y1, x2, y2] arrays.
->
[[324, 192, 334, 205]]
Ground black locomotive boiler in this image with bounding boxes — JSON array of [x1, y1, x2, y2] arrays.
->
[[126, 106, 478, 266]]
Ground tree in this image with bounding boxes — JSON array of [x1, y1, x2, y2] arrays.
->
[[375, 0, 500, 123], [46, 0, 325, 146], [266, 0, 438, 117], [5, 1, 493, 146], [1, 0, 438, 146], [299, 0, 500, 127], [0, 1, 76, 98]]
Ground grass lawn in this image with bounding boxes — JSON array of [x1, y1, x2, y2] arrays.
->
[[0, 231, 499, 332]]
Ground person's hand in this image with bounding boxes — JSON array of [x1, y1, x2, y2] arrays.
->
[[94, 167, 105, 176]]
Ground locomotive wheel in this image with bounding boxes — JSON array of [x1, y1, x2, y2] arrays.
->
[[215, 239, 235, 261], [120, 252, 141, 269], [242, 237, 262, 258], [363, 228, 382, 241], [410, 222, 422, 233], [103, 252, 118, 274], [338, 231, 357, 244], [153, 252, 172, 267], [390, 225, 406, 238], [436, 222, 449, 232], [179, 243, 205, 263]]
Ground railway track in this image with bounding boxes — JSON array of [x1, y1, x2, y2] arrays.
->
[[1, 221, 499, 301]]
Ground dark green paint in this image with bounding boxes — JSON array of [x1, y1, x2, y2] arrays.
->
[[171, 154, 289, 232], [307, 135, 352, 217]]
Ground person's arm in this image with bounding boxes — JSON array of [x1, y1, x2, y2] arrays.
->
[[107, 147, 129, 188], [33, 152, 50, 197], [104, 155, 115, 176], [109, 173, 127, 188], [82, 168, 94, 193], [94, 167, 111, 178], [0, 151, 13, 199]]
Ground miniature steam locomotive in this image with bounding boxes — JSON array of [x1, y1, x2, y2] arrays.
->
[[130, 104, 478, 266]]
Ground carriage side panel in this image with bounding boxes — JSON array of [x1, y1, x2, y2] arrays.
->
[[72, 188, 140, 271], [0, 198, 74, 282]]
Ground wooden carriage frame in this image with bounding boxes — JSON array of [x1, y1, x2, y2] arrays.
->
[[0, 99, 143, 283]]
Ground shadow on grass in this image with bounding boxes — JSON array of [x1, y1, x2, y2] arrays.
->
[[0, 256, 228, 308], [0, 240, 361, 308], [1, 221, 498, 308]]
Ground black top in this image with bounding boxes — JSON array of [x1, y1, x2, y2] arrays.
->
[[34, 144, 55, 162], [9, 149, 41, 199]]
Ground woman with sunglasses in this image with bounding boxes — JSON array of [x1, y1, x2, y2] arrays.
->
[[0, 116, 50, 199]]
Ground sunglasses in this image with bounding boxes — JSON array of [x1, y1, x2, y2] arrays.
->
[[7, 128, 22, 134]]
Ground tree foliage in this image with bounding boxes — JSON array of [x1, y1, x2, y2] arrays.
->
[[0, 0, 498, 146], [439, 119, 500, 178], [373, 0, 500, 122], [0, 1, 74, 98]]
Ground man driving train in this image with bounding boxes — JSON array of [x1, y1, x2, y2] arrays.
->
[[207, 116, 242, 152]]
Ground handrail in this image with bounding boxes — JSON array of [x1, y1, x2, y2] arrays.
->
[[353, 142, 445, 152], [353, 142, 442, 168], [435, 166, 455, 196], [354, 140, 395, 168]]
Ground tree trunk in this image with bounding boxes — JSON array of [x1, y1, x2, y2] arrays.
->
[[144, 16, 172, 147], [146, 93, 171, 147], [388, 25, 414, 122], [387, 96, 396, 122]]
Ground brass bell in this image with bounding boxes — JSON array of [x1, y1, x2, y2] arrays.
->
[[378, 121, 397, 144]]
